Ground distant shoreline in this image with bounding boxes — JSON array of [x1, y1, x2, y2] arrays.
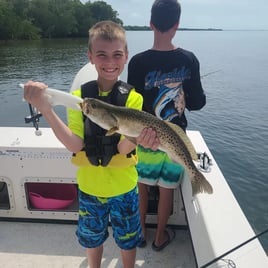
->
[[124, 26, 268, 31], [180, 28, 223, 31], [124, 26, 223, 31]]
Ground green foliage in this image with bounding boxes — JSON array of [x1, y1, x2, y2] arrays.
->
[[0, 0, 16, 39], [89, 1, 123, 25], [0, 0, 123, 40], [17, 19, 41, 40]]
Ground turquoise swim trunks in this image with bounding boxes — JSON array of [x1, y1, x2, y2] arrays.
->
[[137, 146, 185, 189]]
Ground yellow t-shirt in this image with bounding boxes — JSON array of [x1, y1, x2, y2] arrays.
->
[[67, 87, 143, 197]]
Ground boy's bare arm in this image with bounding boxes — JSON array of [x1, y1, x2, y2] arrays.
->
[[23, 80, 83, 153]]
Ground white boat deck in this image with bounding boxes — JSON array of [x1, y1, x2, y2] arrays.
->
[[0, 221, 195, 268], [0, 127, 267, 268]]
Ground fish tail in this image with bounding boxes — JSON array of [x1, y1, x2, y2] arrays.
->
[[192, 170, 213, 196]]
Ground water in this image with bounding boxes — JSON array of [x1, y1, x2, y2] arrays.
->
[[0, 31, 268, 252]]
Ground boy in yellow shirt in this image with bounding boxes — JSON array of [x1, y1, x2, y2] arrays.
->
[[23, 21, 158, 268]]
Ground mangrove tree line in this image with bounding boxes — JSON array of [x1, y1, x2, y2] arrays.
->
[[0, 0, 122, 40]]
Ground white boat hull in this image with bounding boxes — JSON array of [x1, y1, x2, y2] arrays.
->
[[0, 127, 267, 267], [181, 131, 268, 267]]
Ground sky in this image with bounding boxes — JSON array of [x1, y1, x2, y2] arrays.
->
[[86, 0, 268, 30]]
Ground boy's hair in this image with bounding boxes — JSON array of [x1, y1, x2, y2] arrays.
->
[[151, 0, 181, 32], [88, 20, 128, 52]]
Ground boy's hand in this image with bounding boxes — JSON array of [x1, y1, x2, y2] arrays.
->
[[136, 128, 159, 151], [23, 80, 52, 113]]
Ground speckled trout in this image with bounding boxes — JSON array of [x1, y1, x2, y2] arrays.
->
[[81, 98, 213, 196]]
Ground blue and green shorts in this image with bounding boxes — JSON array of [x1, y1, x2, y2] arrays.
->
[[137, 146, 185, 189], [76, 186, 143, 250]]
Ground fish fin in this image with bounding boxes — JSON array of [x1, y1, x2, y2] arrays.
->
[[106, 127, 119, 136], [165, 121, 198, 160], [192, 170, 213, 196]]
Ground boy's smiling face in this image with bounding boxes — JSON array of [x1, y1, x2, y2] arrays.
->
[[88, 38, 128, 83]]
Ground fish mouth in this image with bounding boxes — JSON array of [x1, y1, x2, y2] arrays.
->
[[79, 102, 85, 110], [80, 101, 91, 114]]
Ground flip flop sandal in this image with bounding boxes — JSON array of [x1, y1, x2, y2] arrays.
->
[[151, 228, 176, 251]]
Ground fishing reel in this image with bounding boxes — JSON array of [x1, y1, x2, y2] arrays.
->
[[24, 103, 43, 136]]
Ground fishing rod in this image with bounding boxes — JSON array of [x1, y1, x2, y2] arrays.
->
[[24, 103, 42, 136], [201, 69, 221, 79], [200, 227, 268, 268], [20, 84, 43, 136]]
